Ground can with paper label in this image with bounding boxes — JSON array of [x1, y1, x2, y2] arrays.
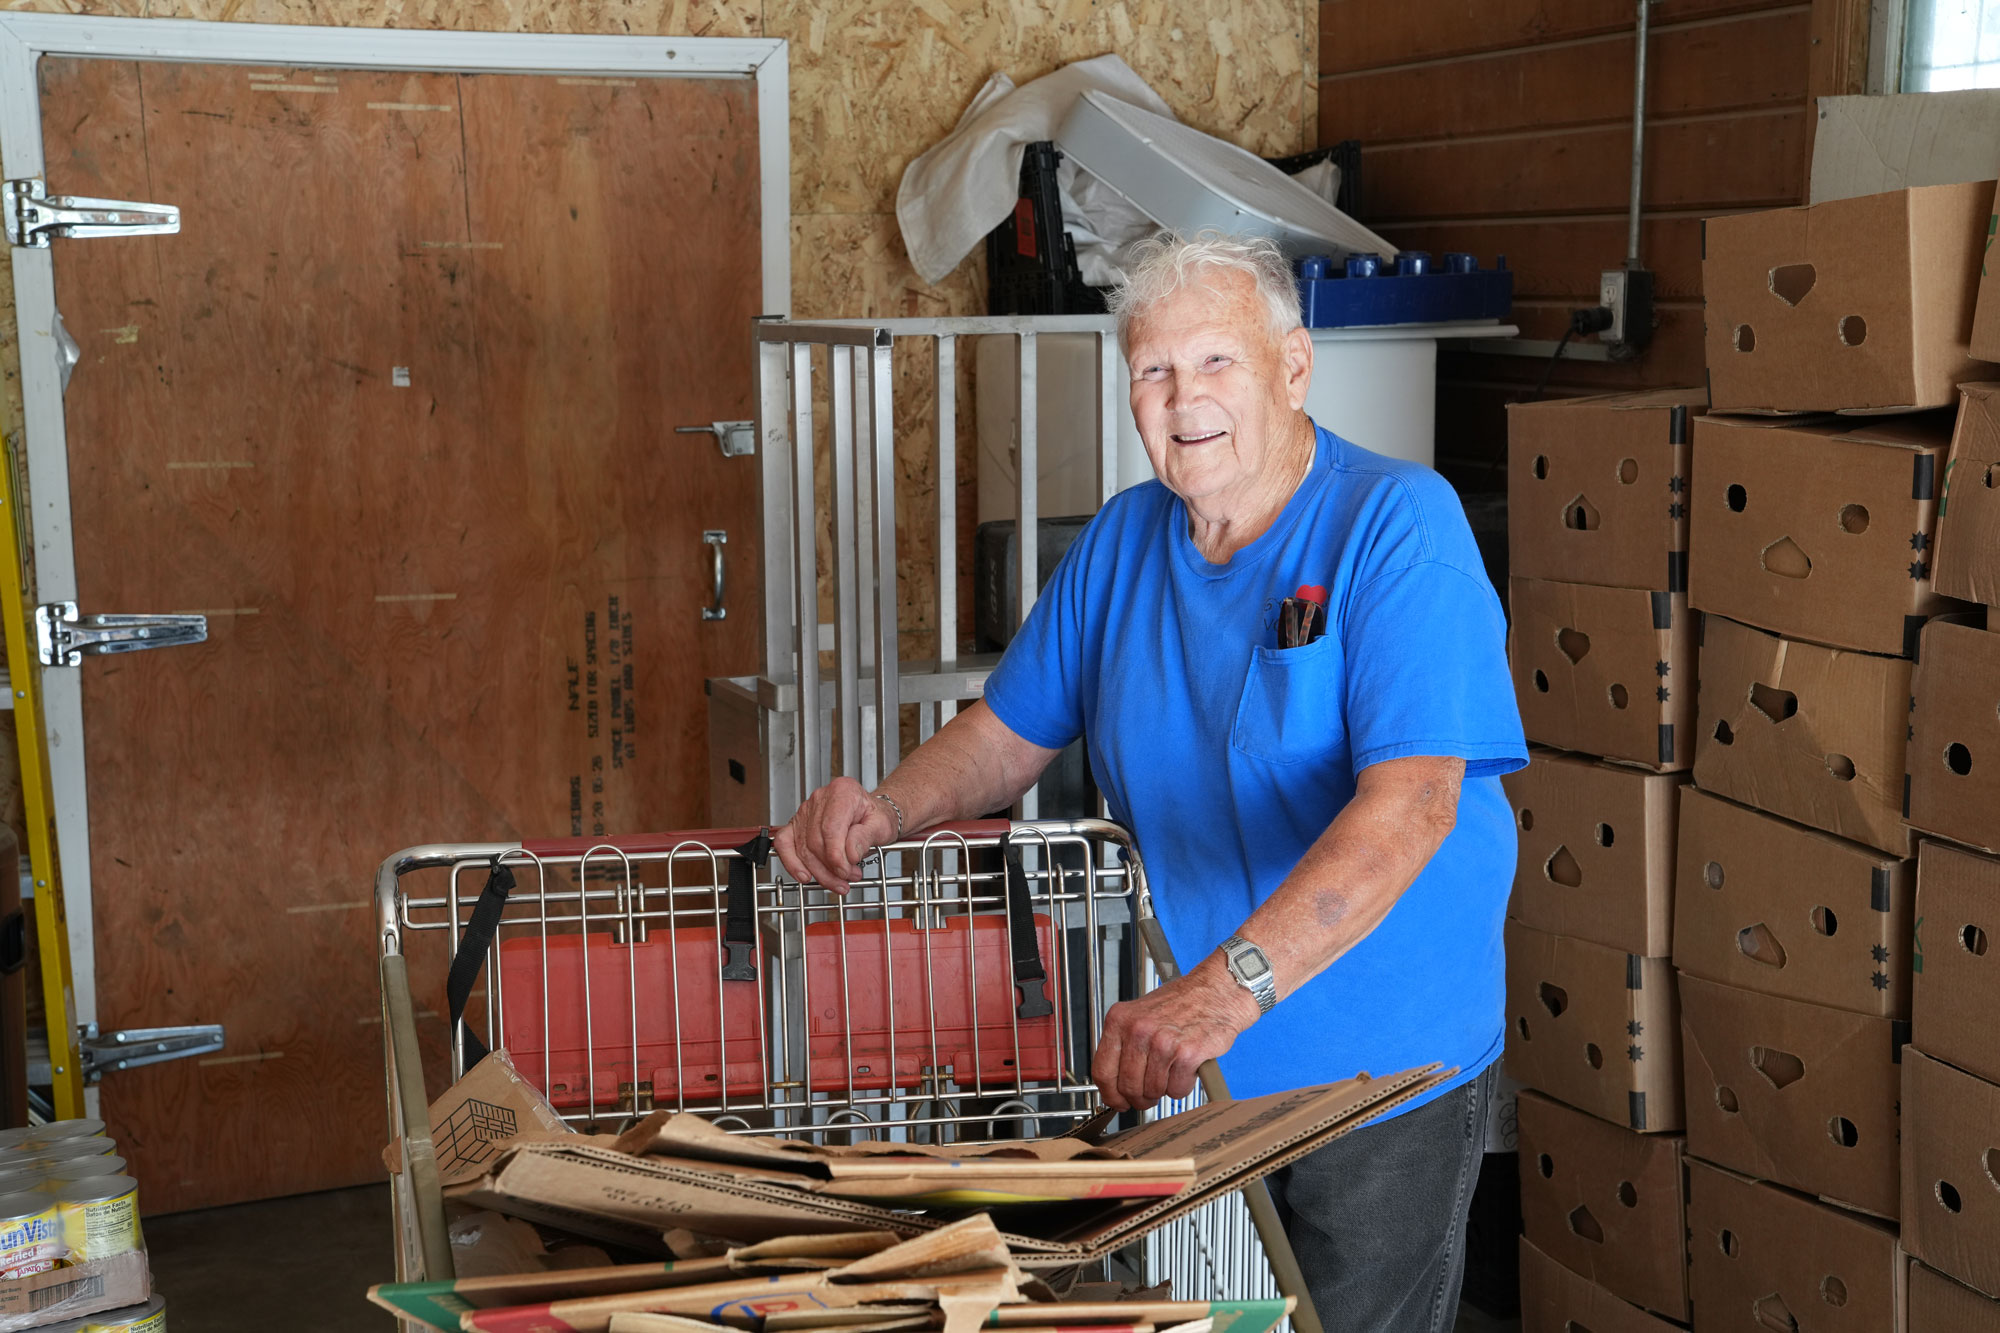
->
[[80, 1295, 166, 1331], [54, 1175, 141, 1262], [42, 1154, 127, 1183], [0, 1119, 104, 1154], [0, 1189, 63, 1276]]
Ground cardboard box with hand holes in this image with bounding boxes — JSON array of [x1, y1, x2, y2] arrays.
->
[[1913, 839, 2000, 1086], [1509, 579, 1695, 771], [1704, 179, 1992, 414], [1693, 614, 1915, 857], [1504, 919, 1681, 1133], [1907, 615, 2000, 855], [1502, 748, 1683, 956], [1516, 1089, 1690, 1320], [1506, 389, 1705, 593], [1904, 1048, 2000, 1301], [1911, 1261, 2000, 1332], [1689, 413, 1963, 657], [1687, 1157, 1903, 1333], [1935, 383, 2000, 605], [1977, 192, 2000, 363], [1517, 1236, 1687, 1333], [1672, 786, 1913, 1019], [1678, 971, 1903, 1218]]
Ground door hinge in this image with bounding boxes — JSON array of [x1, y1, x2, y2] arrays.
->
[[675, 420, 756, 458], [5, 179, 180, 249], [29, 1022, 226, 1086], [36, 603, 207, 667]]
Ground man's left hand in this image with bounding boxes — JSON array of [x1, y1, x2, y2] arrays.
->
[[1090, 957, 1261, 1111]]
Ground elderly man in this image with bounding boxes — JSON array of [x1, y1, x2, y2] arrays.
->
[[775, 231, 1526, 1332]]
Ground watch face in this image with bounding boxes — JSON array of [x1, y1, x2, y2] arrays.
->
[[1235, 947, 1270, 980]]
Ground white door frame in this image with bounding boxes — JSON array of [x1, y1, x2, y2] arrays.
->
[[0, 14, 790, 1108]]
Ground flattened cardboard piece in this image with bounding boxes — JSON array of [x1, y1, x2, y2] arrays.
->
[[452, 1068, 1451, 1264], [1688, 413, 1965, 656], [1935, 384, 2000, 605], [1502, 748, 1682, 956], [0, 1250, 150, 1327], [1692, 614, 1915, 856], [1913, 840, 2000, 1086], [610, 1113, 1194, 1205], [1908, 615, 2000, 855], [1981, 198, 2000, 363], [1516, 1237, 1686, 1333], [1509, 579, 1694, 771], [381, 1048, 575, 1186], [1505, 389, 1705, 593], [1809, 91, 2000, 206], [1678, 972, 1903, 1218], [1911, 1261, 2000, 1332], [1515, 1090, 1690, 1319], [1502, 920, 1681, 1133], [988, 1300, 1290, 1331], [1672, 786, 1913, 1019], [1903, 1049, 2000, 1300], [1703, 180, 1993, 414], [368, 1235, 907, 1329], [1685, 1158, 1903, 1333]]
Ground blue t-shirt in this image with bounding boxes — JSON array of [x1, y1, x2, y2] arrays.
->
[[983, 421, 1527, 1113]]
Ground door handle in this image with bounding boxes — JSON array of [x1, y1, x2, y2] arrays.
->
[[702, 530, 727, 621]]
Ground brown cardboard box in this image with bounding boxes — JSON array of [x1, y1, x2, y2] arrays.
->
[[1935, 384, 2000, 605], [1679, 972, 1903, 1217], [1976, 193, 2000, 362], [450, 1067, 1452, 1262], [1503, 920, 1681, 1133], [1704, 180, 1992, 414], [0, 1251, 151, 1329], [1688, 413, 1962, 657], [1693, 614, 1915, 856], [1672, 786, 1913, 1019], [1686, 1157, 1903, 1333], [1502, 748, 1682, 956], [1517, 1237, 1686, 1333], [1506, 389, 1705, 593], [1904, 1048, 2000, 1300], [1911, 1262, 2000, 1332], [1904, 1050, 2000, 1302], [1908, 615, 2000, 854], [1510, 579, 1695, 771], [1912, 840, 2000, 1086], [1516, 1090, 1689, 1319]]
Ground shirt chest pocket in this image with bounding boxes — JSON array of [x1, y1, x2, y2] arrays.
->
[[1230, 637, 1349, 766]]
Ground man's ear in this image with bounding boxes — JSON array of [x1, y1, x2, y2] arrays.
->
[[1281, 325, 1314, 411]]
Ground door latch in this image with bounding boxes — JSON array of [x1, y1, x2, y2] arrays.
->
[[36, 603, 207, 667], [675, 421, 756, 458], [4, 179, 180, 249]]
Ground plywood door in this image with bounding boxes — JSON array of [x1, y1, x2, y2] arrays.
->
[[39, 57, 764, 1213]]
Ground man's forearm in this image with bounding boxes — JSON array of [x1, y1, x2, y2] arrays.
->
[[1225, 757, 1463, 1003], [873, 701, 1059, 832]]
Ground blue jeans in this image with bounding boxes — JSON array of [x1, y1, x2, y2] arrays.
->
[[1264, 1064, 1498, 1333]]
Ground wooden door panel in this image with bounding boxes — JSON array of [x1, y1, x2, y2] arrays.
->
[[41, 58, 763, 1213]]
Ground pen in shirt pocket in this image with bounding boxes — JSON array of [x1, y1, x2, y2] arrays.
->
[[1278, 585, 1327, 649]]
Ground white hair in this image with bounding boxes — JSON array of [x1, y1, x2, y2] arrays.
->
[[1107, 229, 1303, 349]]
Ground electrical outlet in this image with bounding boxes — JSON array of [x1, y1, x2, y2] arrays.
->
[[1598, 267, 1656, 358]]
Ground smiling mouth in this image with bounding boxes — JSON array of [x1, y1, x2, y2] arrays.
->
[[1171, 429, 1227, 445]]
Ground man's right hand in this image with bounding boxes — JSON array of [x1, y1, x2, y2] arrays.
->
[[773, 776, 897, 895]]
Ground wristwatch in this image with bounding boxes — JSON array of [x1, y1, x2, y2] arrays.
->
[[1218, 934, 1277, 1015]]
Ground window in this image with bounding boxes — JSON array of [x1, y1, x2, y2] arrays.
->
[[1904, 0, 2000, 90]]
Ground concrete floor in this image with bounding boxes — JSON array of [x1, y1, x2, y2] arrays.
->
[[139, 1184, 1519, 1332], [145, 1184, 394, 1330]]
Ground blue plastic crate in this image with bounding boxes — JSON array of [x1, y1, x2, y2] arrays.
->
[[1296, 251, 1513, 329]]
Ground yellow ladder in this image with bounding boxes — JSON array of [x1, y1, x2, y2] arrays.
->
[[0, 438, 85, 1119]]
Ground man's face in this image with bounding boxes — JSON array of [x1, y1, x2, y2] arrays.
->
[[1125, 269, 1314, 508]]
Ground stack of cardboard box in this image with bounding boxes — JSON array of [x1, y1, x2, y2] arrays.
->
[[1502, 177, 2000, 1331]]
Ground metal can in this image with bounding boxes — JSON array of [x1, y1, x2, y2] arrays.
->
[[0, 1119, 106, 1155], [79, 1295, 166, 1332], [0, 1189, 63, 1276], [53, 1175, 141, 1262], [26, 1136, 119, 1164], [41, 1155, 127, 1183]]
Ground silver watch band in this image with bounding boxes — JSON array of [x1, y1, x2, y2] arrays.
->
[[1219, 933, 1277, 1015]]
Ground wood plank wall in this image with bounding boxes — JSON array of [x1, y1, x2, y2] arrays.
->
[[1318, 0, 1868, 492]]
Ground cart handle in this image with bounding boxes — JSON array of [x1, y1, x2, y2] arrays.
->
[[519, 819, 1013, 860]]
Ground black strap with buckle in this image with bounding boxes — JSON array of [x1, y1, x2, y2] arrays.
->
[[445, 857, 517, 1070], [722, 827, 771, 982], [1003, 837, 1054, 1019]]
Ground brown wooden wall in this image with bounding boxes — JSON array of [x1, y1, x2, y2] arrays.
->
[[1318, 0, 1869, 490]]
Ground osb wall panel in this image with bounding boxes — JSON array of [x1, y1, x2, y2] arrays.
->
[[0, 0, 1316, 677]]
